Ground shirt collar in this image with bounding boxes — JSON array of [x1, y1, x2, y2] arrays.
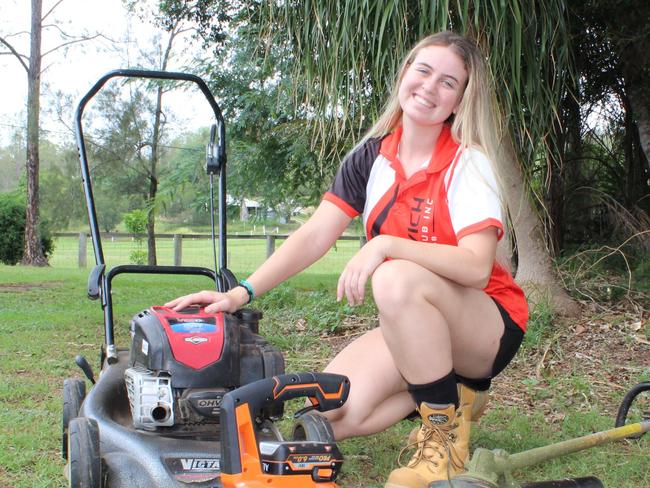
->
[[379, 124, 459, 175]]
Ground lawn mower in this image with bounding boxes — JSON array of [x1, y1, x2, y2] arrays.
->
[[64, 69, 349, 488]]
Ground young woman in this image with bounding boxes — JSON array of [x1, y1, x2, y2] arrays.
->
[[166, 31, 528, 488]]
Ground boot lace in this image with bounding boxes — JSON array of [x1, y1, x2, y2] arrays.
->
[[397, 410, 464, 473]]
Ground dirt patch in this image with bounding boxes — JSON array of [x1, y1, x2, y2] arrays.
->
[[494, 305, 649, 419], [0, 281, 63, 293]]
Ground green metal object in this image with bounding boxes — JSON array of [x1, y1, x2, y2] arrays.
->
[[428, 420, 650, 488]]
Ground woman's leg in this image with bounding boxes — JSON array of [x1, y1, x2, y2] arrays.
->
[[322, 327, 416, 440], [325, 259, 505, 437], [373, 259, 505, 384]]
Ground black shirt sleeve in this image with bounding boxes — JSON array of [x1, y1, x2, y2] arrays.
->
[[327, 138, 381, 215]]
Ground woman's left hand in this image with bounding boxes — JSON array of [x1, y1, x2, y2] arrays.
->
[[337, 235, 390, 306]]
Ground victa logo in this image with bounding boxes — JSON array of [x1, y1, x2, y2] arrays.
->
[[180, 458, 220, 471], [184, 336, 208, 345]]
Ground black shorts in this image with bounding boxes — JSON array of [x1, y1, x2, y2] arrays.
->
[[403, 300, 524, 419], [455, 298, 524, 391]]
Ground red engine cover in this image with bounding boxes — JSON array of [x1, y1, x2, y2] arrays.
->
[[150, 306, 225, 370]]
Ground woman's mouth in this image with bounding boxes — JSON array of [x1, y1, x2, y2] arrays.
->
[[413, 93, 435, 108]]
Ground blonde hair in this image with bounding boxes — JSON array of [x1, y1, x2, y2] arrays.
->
[[359, 31, 513, 265], [361, 31, 502, 168]]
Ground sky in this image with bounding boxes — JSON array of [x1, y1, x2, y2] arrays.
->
[[0, 0, 214, 146]]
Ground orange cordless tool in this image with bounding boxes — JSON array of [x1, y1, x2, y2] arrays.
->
[[220, 372, 350, 487]]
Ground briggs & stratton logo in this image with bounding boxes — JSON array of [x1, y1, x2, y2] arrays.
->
[[184, 336, 208, 345]]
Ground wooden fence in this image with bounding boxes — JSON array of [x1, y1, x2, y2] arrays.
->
[[52, 232, 367, 268]]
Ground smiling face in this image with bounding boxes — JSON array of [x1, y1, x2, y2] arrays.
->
[[397, 45, 468, 129]]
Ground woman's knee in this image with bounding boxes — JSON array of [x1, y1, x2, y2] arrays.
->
[[372, 260, 443, 314], [372, 260, 414, 310]]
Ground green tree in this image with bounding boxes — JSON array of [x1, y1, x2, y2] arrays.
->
[[84, 85, 159, 236], [0, 0, 101, 265], [0, 190, 53, 265], [541, 1, 650, 255], [0, 124, 26, 193], [123, 208, 148, 264], [160, 0, 580, 312], [199, 19, 328, 217]]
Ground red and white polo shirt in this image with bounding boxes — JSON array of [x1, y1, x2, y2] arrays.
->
[[323, 124, 528, 331]]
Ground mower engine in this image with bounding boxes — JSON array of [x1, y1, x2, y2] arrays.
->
[[125, 305, 284, 435]]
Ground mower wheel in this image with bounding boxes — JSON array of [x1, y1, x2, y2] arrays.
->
[[62, 378, 86, 460], [68, 417, 102, 488], [292, 411, 335, 442], [257, 419, 284, 442]]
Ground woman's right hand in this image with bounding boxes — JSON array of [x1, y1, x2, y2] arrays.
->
[[164, 287, 249, 314]]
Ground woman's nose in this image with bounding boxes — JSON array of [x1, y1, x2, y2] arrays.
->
[[421, 76, 438, 93]]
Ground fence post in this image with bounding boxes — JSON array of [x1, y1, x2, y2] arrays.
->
[[173, 234, 182, 266], [78, 232, 87, 268], [359, 235, 367, 248], [266, 235, 276, 258]]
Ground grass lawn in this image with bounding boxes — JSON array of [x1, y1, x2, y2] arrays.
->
[[0, 264, 648, 487]]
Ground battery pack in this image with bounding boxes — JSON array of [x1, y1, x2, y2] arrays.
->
[[258, 441, 343, 482]]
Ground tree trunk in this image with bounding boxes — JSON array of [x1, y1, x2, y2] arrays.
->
[[146, 25, 179, 266], [548, 88, 582, 254], [614, 10, 650, 174], [146, 175, 158, 266], [240, 199, 249, 221], [22, 0, 47, 266], [146, 83, 163, 266], [624, 82, 650, 174], [499, 139, 581, 316], [547, 114, 566, 256]]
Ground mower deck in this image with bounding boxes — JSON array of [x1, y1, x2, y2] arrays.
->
[[79, 352, 222, 487]]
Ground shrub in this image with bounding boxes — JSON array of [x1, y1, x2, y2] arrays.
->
[[123, 209, 148, 264], [123, 209, 148, 235], [0, 192, 53, 265]]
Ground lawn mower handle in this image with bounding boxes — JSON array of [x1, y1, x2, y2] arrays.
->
[[220, 373, 349, 478], [74, 69, 228, 272]]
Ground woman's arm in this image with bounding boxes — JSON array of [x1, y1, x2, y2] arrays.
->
[[166, 200, 352, 312], [245, 201, 353, 295], [337, 227, 498, 305]]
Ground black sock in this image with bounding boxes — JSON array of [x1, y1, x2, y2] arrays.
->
[[455, 373, 491, 392], [407, 370, 459, 408]]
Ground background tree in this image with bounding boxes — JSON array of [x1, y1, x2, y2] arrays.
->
[[0, 0, 101, 265], [196, 15, 328, 219], [83, 85, 157, 234], [125, 1, 193, 265], [39, 144, 86, 230], [574, 1, 650, 207], [0, 123, 26, 193], [540, 1, 650, 261]]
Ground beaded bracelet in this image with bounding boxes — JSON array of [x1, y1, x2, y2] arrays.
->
[[238, 279, 255, 303]]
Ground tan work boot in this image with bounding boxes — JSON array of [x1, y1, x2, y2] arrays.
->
[[459, 383, 489, 422], [385, 402, 469, 488], [406, 384, 488, 444]]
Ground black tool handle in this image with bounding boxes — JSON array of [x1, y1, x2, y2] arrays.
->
[[614, 381, 650, 439]]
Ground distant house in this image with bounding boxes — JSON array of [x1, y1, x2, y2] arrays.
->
[[226, 196, 302, 222], [226, 195, 262, 221]]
